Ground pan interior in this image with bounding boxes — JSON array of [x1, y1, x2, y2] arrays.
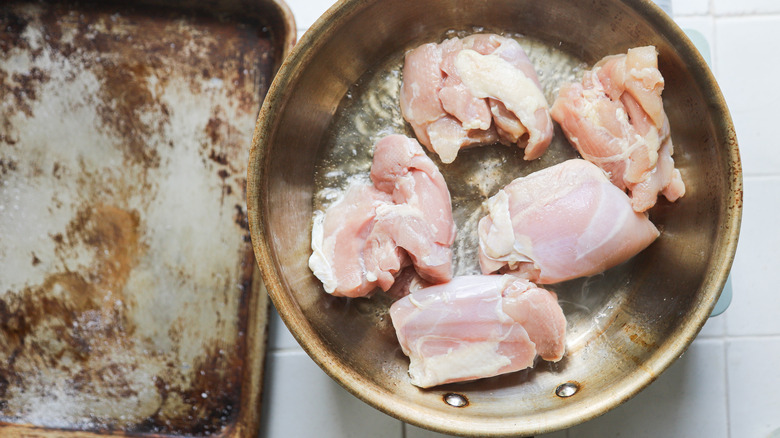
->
[[256, 0, 738, 434]]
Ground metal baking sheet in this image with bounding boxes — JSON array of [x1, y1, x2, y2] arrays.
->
[[0, 0, 294, 436]]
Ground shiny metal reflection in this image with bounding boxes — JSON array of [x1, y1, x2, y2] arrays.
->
[[555, 382, 580, 398], [443, 393, 469, 408]]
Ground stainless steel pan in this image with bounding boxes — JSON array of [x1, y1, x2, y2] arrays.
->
[[247, 0, 741, 435]]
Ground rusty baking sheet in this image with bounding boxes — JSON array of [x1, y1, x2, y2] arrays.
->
[[0, 0, 294, 436]]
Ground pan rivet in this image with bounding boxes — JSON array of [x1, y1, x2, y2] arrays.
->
[[555, 382, 579, 398], [443, 393, 468, 407]]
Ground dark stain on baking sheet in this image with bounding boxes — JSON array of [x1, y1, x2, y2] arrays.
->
[[0, 0, 276, 435]]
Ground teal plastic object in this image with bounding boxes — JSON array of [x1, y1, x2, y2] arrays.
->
[[711, 275, 733, 317]]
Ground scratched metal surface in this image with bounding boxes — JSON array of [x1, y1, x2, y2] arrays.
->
[[0, 0, 281, 435]]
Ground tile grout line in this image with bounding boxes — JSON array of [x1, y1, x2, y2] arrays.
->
[[651, 11, 780, 18], [711, 11, 780, 19], [723, 338, 732, 438], [739, 173, 780, 180], [720, 334, 780, 341]]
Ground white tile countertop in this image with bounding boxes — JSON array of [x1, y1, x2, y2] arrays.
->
[[259, 1, 780, 437]]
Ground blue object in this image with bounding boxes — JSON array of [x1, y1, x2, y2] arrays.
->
[[711, 275, 733, 317]]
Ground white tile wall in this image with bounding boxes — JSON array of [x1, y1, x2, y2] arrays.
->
[[568, 339, 729, 438], [715, 16, 780, 176], [260, 349, 402, 438], [286, 0, 334, 32], [699, 312, 726, 338], [672, 0, 710, 16], [727, 177, 780, 337], [260, 2, 779, 437], [712, 0, 780, 16], [405, 423, 570, 438], [267, 305, 301, 352], [726, 338, 780, 437]]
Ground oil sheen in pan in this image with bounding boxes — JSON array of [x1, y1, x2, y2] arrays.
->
[[311, 31, 628, 349]]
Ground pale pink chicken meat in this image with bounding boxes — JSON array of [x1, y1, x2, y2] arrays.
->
[[400, 34, 553, 163], [309, 135, 455, 297], [390, 275, 566, 388], [399, 43, 447, 149], [364, 204, 452, 288], [309, 183, 394, 297], [369, 134, 455, 246], [437, 37, 493, 132], [366, 135, 455, 285], [478, 159, 660, 284], [550, 46, 685, 212]]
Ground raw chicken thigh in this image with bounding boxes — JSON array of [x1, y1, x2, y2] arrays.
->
[[550, 46, 685, 212], [309, 135, 455, 297], [390, 275, 566, 388], [369, 133, 455, 247], [478, 159, 660, 284], [400, 34, 553, 163], [309, 184, 393, 297]]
